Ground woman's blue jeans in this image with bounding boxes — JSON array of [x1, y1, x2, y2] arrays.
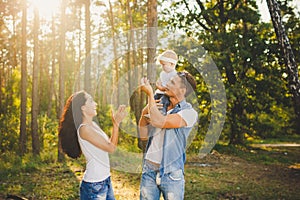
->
[[80, 176, 115, 200]]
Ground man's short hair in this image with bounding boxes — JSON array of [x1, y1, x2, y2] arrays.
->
[[177, 71, 197, 97]]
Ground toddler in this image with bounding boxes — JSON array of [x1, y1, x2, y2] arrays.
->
[[154, 50, 178, 115]]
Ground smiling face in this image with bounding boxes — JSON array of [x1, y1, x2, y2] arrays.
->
[[81, 93, 97, 118], [160, 60, 176, 73], [164, 75, 186, 101]]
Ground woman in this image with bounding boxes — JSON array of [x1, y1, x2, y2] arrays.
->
[[58, 90, 127, 200]]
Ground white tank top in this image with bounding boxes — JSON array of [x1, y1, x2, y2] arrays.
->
[[77, 123, 110, 182]]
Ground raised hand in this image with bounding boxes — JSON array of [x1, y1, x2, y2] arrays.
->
[[140, 77, 153, 96], [112, 105, 127, 125]]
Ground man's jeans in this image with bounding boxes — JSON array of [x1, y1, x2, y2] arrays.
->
[[80, 176, 115, 200], [140, 160, 185, 200]]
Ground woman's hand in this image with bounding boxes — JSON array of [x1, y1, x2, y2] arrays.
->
[[112, 105, 127, 125]]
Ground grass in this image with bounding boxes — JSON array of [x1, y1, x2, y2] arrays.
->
[[0, 140, 299, 199], [0, 153, 79, 199], [185, 142, 300, 200], [247, 134, 300, 144]]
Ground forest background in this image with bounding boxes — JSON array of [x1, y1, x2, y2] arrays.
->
[[0, 0, 299, 199]]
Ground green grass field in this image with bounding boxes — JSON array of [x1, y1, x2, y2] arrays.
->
[[0, 141, 299, 200]]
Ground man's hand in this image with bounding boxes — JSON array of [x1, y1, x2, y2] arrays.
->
[[140, 77, 154, 97]]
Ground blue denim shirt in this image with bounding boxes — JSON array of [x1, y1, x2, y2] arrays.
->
[[144, 100, 197, 177]]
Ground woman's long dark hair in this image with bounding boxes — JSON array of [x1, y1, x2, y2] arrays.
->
[[58, 91, 87, 158]]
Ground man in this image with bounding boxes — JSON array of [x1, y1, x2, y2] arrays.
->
[[139, 71, 198, 200]]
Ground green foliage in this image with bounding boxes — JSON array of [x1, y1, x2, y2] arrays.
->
[[162, 0, 299, 146], [0, 0, 299, 156], [97, 104, 114, 134], [0, 69, 22, 152], [256, 103, 295, 138], [0, 112, 20, 152], [38, 114, 59, 160]]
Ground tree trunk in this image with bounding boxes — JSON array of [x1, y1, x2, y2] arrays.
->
[[47, 16, 56, 117], [84, 0, 91, 94], [126, 0, 147, 148], [266, 0, 300, 134], [125, 1, 132, 95], [31, 6, 40, 156], [108, 0, 119, 105], [58, 0, 67, 162], [132, 0, 157, 150], [0, 59, 2, 114], [146, 0, 157, 87], [20, 0, 27, 156], [229, 98, 244, 145], [126, 0, 138, 92], [73, 5, 82, 92]]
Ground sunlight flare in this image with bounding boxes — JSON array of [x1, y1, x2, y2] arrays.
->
[[30, 0, 60, 19]]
